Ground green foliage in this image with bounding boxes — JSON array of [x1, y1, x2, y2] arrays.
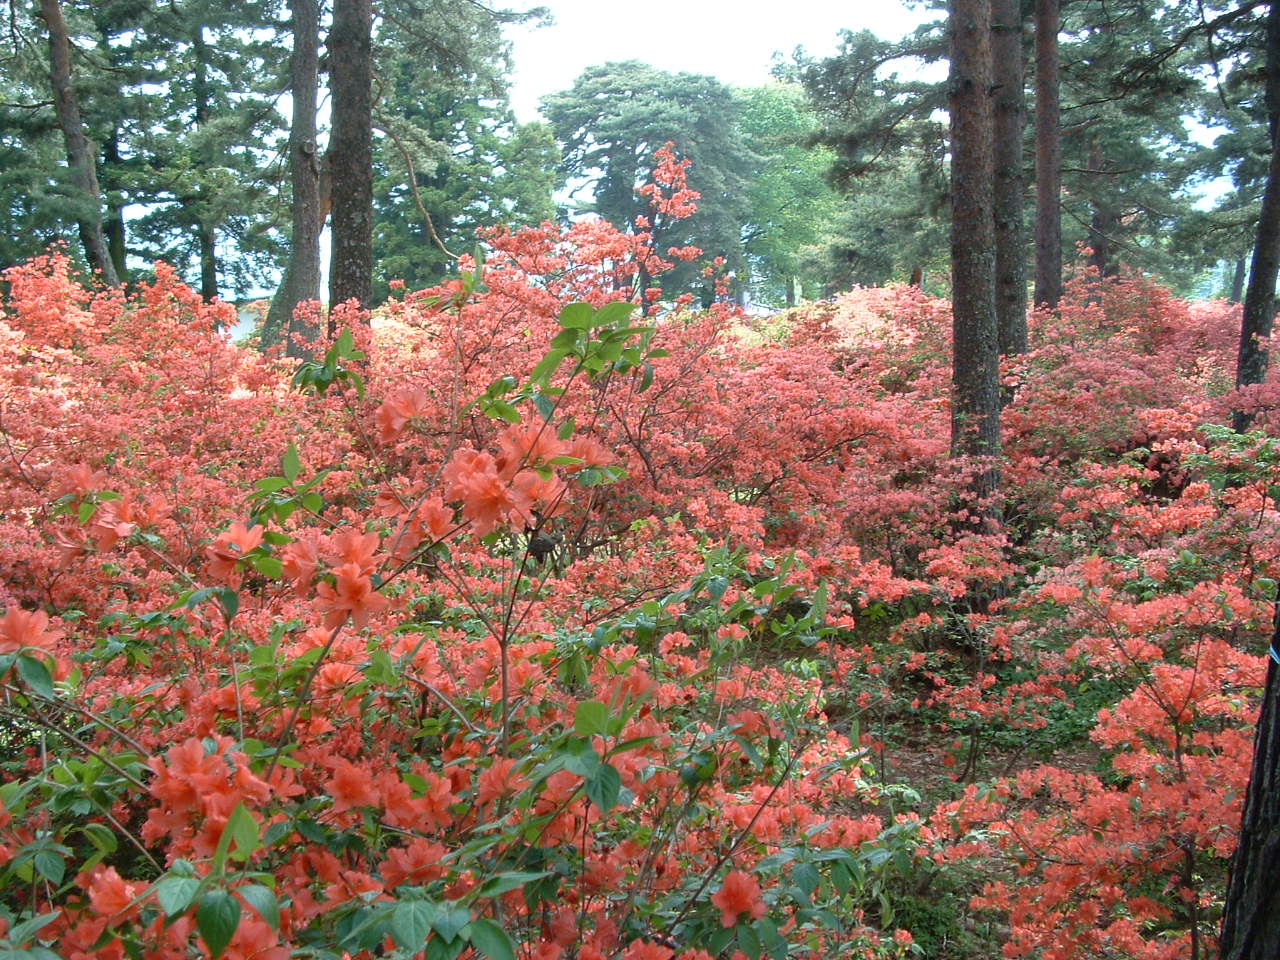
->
[[543, 60, 755, 298]]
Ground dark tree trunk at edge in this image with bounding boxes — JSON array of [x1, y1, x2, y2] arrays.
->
[[264, 0, 323, 356], [949, 0, 1002, 508], [1234, 1, 1280, 433], [1033, 0, 1061, 310], [992, 0, 1027, 356], [1219, 593, 1280, 959], [327, 0, 374, 329], [40, 0, 118, 287]]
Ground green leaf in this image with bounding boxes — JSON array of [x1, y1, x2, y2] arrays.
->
[[433, 904, 471, 943], [8, 911, 60, 945], [155, 876, 200, 917], [593, 300, 636, 327], [32, 851, 64, 886], [254, 476, 290, 493], [557, 302, 594, 329], [737, 922, 762, 958], [217, 588, 239, 621], [468, 918, 517, 960], [281, 445, 301, 483], [549, 328, 580, 350], [477, 871, 552, 898], [574, 700, 610, 738], [530, 348, 570, 382], [584, 763, 622, 813], [238, 884, 279, 930], [392, 900, 439, 952], [196, 890, 241, 958], [15, 655, 54, 699]]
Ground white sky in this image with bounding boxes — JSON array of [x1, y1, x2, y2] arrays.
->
[[504, 0, 935, 123]]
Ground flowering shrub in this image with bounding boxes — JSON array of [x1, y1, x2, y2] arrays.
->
[[0, 160, 1273, 960]]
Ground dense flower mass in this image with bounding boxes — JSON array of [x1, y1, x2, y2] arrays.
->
[[0, 179, 1273, 960]]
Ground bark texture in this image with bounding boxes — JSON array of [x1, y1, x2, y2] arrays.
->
[[40, 0, 118, 286], [327, 0, 374, 326], [949, 0, 1002, 507], [991, 0, 1027, 356], [1033, 0, 1061, 310], [264, 0, 323, 356], [1219, 599, 1280, 959], [1234, 0, 1280, 432]]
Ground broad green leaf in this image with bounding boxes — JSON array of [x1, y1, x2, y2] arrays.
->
[[574, 700, 610, 737], [468, 918, 517, 960], [196, 890, 241, 958], [238, 884, 279, 930], [433, 903, 471, 943], [557, 302, 594, 329], [281, 445, 301, 483], [155, 876, 200, 917], [593, 300, 636, 327], [15, 655, 54, 699], [477, 871, 552, 898], [392, 900, 438, 951], [32, 851, 64, 885], [584, 763, 622, 813]]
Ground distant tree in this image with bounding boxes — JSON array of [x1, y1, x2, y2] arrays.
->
[[949, 0, 1002, 504], [371, 0, 555, 299], [543, 61, 754, 299], [735, 83, 843, 306], [796, 27, 952, 288]]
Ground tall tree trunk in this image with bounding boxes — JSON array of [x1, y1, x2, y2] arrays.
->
[[1086, 140, 1121, 282], [1219, 595, 1280, 959], [39, 0, 118, 286], [1231, 256, 1247, 304], [264, 0, 323, 356], [1234, 0, 1280, 433], [992, 0, 1027, 356], [192, 23, 218, 302], [1033, 0, 1061, 310], [327, 0, 374, 327], [949, 0, 1002, 508], [103, 131, 127, 283]]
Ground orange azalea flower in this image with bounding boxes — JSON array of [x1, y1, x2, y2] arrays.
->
[[326, 760, 380, 813], [0, 607, 62, 655], [710, 870, 766, 927], [444, 453, 535, 536], [495, 422, 565, 480], [329, 528, 382, 573], [376, 385, 431, 443], [280, 536, 320, 596], [205, 521, 264, 586], [315, 562, 388, 630]]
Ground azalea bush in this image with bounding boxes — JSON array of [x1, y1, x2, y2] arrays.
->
[[0, 154, 1274, 960]]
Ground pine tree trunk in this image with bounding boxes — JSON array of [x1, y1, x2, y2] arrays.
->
[[1234, 2, 1280, 433], [1231, 256, 1247, 305], [1033, 0, 1061, 310], [327, 0, 374, 326], [264, 0, 323, 356], [103, 133, 127, 283], [1219, 600, 1280, 959], [39, 0, 118, 286], [192, 23, 218, 302], [950, 0, 1002, 508], [992, 0, 1027, 356]]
